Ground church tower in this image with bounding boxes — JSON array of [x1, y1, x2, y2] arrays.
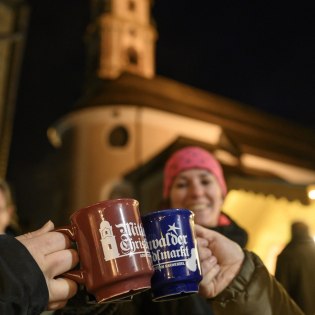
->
[[99, 213, 120, 261], [98, 0, 157, 79]]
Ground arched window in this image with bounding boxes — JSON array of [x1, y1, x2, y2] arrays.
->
[[108, 125, 129, 147], [127, 47, 138, 65], [128, 0, 136, 11]]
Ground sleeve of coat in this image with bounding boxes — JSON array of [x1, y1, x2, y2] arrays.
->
[[0, 234, 49, 315], [209, 250, 304, 315]]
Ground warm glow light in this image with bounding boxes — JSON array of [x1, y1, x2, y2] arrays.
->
[[308, 189, 315, 200], [241, 154, 315, 184], [47, 127, 62, 148], [307, 185, 315, 201], [214, 149, 239, 166], [224, 189, 315, 273]]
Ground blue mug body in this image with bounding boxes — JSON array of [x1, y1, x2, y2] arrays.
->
[[142, 209, 202, 301]]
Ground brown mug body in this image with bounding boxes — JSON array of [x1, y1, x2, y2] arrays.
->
[[55, 198, 153, 303]]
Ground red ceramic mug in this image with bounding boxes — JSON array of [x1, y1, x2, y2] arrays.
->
[[55, 198, 154, 303]]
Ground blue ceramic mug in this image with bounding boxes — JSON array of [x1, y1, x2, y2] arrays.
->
[[142, 209, 202, 301]]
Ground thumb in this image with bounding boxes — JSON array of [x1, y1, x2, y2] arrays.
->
[[17, 220, 55, 241]]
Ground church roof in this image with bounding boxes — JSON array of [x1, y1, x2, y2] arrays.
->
[[74, 73, 315, 172]]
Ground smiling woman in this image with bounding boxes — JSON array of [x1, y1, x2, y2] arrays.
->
[[161, 146, 248, 248]]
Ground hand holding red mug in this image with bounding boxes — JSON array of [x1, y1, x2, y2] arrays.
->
[[54, 198, 153, 303], [16, 220, 79, 310]]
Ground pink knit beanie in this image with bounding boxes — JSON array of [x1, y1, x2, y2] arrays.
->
[[163, 146, 227, 198]]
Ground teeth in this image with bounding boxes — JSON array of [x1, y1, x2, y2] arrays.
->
[[190, 204, 207, 211]]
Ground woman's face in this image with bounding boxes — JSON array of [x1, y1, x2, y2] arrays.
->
[[0, 190, 11, 234], [169, 169, 224, 227]]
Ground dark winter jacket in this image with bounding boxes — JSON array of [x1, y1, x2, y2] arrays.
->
[[210, 250, 304, 315], [0, 235, 49, 315], [275, 233, 315, 315]]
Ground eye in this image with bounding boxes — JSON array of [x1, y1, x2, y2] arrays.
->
[[200, 177, 213, 186], [174, 181, 188, 189]]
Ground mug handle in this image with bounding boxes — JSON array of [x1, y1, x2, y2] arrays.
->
[[54, 225, 85, 285]]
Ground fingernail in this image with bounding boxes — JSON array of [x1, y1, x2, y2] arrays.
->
[[43, 220, 54, 229]]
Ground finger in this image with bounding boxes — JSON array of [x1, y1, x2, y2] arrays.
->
[[195, 225, 225, 246], [43, 231, 73, 255], [200, 255, 217, 274], [20, 231, 73, 259], [17, 221, 55, 241], [197, 237, 208, 248], [199, 264, 221, 297], [195, 224, 214, 240], [198, 248, 212, 262], [34, 231, 73, 256], [45, 248, 79, 278], [47, 277, 78, 305], [197, 240, 212, 261], [201, 263, 220, 286]]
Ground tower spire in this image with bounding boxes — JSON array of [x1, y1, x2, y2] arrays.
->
[[97, 0, 157, 79]]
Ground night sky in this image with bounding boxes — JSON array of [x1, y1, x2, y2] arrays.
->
[[8, 0, 315, 179]]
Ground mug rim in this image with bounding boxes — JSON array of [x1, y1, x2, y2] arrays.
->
[[71, 198, 139, 218], [142, 208, 193, 220]]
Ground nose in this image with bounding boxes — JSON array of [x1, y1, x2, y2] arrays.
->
[[189, 180, 204, 197]]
